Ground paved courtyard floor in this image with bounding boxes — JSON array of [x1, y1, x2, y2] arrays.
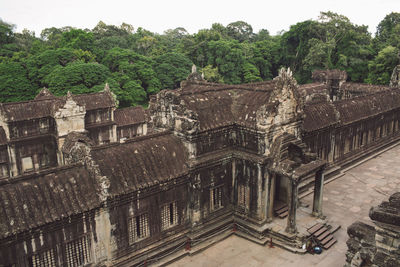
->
[[171, 145, 400, 267]]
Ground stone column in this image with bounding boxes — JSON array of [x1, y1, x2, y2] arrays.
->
[[110, 125, 117, 143], [267, 173, 276, 221], [265, 173, 273, 222], [56, 145, 64, 166], [7, 144, 18, 177], [190, 174, 202, 227], [286, 177, 298, 234], [231, 159, 236, 204], [329, 135, 335, 163], [312, 170, 324, 217], [256, 163, 263, 218]]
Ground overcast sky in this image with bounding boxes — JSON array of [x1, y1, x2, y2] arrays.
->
[[1, 0, 399, 36]]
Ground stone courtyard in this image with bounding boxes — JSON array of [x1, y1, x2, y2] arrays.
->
[[171, 144, 400, 267]]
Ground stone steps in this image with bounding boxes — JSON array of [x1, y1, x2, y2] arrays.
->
[[234, 227, 306, 254], [322, 237, 337, 250], [274, 203, 289, 219], [317, 229, 331, 241], [307, 223, 337, 251], [307, 223, 324, 234]]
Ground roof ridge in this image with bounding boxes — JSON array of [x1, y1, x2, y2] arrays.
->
[[0, 97, 62, 106], [91, 130, 172, 152], [336, 87, 397, 104], [0, 90, 110, 106], [115, 106, 144, 111], [72, 90, 107, 97], [300, 82, 327, 87], [0, 163, 83, 186]]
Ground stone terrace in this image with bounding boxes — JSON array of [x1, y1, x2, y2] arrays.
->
[[171, 143, 400, 267]]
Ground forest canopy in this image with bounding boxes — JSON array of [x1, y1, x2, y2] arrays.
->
[[0, 12, 399, 107]]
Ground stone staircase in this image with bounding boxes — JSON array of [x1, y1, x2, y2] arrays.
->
[[307, 223, 338, 250], [274, 202, 288, 219]]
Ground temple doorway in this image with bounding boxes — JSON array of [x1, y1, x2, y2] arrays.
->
[[274, 174, 290, 218]]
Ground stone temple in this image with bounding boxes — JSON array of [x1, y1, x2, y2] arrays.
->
[[0, 63, 399, 266]]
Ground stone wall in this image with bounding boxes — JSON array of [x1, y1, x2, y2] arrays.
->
[[108, 182, 190, 263], [345, 192, 400, 267], [0, 211, 98, 267], [303, 104, 400, 170]]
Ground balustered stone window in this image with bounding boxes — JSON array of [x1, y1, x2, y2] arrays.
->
[[30, 248, 56, 267], [128, 213, 150, 244], [65, 235, 92, 267], [161, 202, 178, 230], [238, 184, 250, 210], [210, 185, 223, 211]]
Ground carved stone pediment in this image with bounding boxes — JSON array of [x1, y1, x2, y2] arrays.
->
[[54, 91, 86, 137]]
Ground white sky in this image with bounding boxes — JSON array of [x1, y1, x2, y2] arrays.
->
[[1, 0, 399, 36]]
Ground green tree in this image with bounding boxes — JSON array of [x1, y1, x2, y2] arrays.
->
[[40, 27, 71, 48], [367, 46, 399, 85], [92, 21, 134, 39], [314, 12, 353, 69], [374, 12, 400, 51], [207, 40, 245, 84], [282, 12, 372, 83], [242, 62, 262, 83], [154, 52, 192, 89], [93, 36, 130, 61], [0, 20, 18, 58], [335, 25, 372, 82], [102, 47, 161, 104], [121, 80, 147, 105], [43, 62, 110, 95], [306, 11, 372, 82], [136, 35, 158, 56], [210, 23, 228, 38], [304, 38, 333, 70], [160, 27, 189, 52], [26, 48, 83, 87], [280, 20, 321, 83], [14, 29, 38, 52], [0, 61, 37, 102], [0, 20, 14, 45], [253, 29, 271, 42], [59, 29, 94, 52], [226, 21, 254, 42], [184, 27, 222, 67], [202, 65, 223, 82], [91, 21, 135, 60], [251, 37, 281, 79], [131, 27, 164, 56]]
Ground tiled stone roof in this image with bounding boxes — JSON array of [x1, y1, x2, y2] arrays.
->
[[0, 165, 101, 239], [0, 91, 115, 122], [303, 89, 400, 132], [91, 132, 189, 196], [114, 106, 146, 127]]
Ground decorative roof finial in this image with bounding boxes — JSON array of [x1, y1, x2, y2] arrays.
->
[[34, 87, 56, 100], [201, 72, 205, 79], [274, 67, 297, 87], [66, 90, 73, 100], [184, 64, 205, 83], [104, 83, 110, 92]]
